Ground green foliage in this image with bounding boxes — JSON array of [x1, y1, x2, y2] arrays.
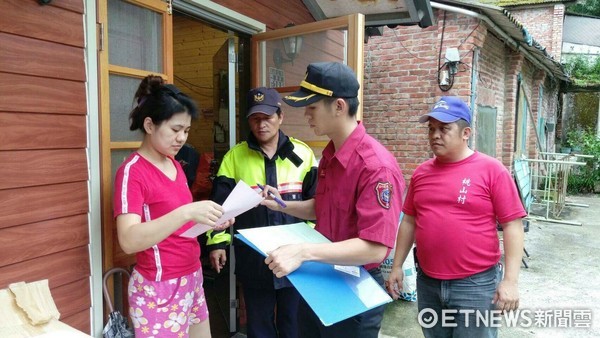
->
[[564, 55, 600, 86], [573, 93, 600, 128], [566, 129, 600, 194], [567, 0, 600, 16]]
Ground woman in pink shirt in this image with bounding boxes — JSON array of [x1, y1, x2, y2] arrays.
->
[[113, 75, 233, 338]]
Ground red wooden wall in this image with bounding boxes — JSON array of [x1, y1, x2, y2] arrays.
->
[[0, 0, 91, 333], [213, 0, 315, 29]]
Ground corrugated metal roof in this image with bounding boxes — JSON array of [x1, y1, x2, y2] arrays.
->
[[563, 14, 600, 46], [437, 0, 569, 80]]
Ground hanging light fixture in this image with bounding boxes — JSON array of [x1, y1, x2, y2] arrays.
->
[[273, 23, 303, 68]]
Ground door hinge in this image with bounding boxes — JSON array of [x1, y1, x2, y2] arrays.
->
[[165, 0, 172, 15], [230, 299, 239, 309], [229, 51, 237, 64], [98, 22, 104, 52], [229, 51, 238, 73]]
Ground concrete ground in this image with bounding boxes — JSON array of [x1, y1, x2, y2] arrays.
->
[[379, 194, 600, 338]]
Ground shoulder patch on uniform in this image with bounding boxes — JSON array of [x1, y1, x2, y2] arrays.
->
[[375, 182, 392, 209]]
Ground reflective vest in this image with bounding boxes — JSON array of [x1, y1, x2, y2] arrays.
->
[[207, 131, 318, 287]]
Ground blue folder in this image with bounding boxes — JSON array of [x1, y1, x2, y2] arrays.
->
[[235, 229, 392, 326]]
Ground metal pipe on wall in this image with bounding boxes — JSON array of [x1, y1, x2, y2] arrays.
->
[[430, 1, 556, 79]]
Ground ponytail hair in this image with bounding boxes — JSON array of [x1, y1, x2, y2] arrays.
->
[[129, 75, 199, 132]]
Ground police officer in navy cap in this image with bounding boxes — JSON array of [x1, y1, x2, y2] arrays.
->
[[207, 87, 318, 338], [261, 62, 406, 338]]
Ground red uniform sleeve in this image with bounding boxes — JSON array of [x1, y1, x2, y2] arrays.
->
[[356, 166, 405, 249]]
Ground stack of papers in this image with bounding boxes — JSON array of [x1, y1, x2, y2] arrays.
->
[[180, 180, 263, 238]]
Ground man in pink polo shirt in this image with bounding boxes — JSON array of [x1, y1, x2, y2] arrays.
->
[[386, 96, 526, 338], [261, 62, 405, 338]]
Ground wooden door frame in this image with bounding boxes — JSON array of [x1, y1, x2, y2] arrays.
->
[[98, 0, 173, 273], [251, 14, 365, 120]]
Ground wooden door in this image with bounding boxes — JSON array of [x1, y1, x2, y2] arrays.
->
[[98, 0, 173, 271]]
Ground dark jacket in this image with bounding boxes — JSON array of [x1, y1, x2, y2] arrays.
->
[[208, 130, 317, 288]]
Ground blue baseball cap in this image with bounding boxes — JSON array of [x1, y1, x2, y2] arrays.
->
[[282, 62, 359, 107], [419, 96, 471, 125], [247, 87, 282, 117]]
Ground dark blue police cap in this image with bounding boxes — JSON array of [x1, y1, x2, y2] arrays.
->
[[247, 87, 282, 117], [282, 62, 359, 107]]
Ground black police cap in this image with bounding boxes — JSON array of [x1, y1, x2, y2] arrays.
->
[[282, 62, 359, 107]]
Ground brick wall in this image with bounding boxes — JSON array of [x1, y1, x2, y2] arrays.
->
[[521, 59, 537, 159], [363, 8, 560, 181], [363, 10, 482, 179], [509, 5, 565, 60], [475, 32, 507, 159], [525, 64, 560, 156], [552, 5, 565, 59], [503, 50, 523, 166], [542, 77, 560, 152], [502, 4, 563, 160]]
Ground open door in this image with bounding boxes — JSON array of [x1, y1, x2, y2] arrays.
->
[[217, 13, 365, 335], [213, 14, 365, 335], [97, 7, 365, 334], [98, 0, 173, 271], [210, 35, 242, 336], [251, 14, 365, 156]]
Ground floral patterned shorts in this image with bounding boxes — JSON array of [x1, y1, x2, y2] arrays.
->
[[128, 268, 209, 337]]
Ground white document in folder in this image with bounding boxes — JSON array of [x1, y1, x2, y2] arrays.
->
[[180, 180, 263, 238], [237, 222, 330, 254], [237, 222, 360, 277]]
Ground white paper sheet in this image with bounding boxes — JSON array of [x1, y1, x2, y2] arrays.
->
[[237, 223, 360, 277], [237, 222, 330, 254], [179, 223, 213, 238], [180, 180, 264, 238]]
